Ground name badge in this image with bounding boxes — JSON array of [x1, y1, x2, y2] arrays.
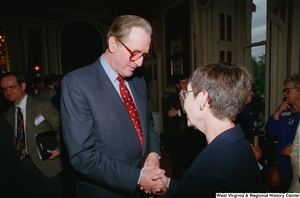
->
[[281, 111, 292, 116], [35, 114, 45, 126]]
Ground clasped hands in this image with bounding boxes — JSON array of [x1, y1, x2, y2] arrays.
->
[[139, 152, 170, 194]]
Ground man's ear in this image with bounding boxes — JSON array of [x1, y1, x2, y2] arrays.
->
[[21, 82, 26, 91], [107, 36, 118, 53]]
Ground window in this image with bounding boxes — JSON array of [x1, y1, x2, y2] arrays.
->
[[244, 0, 266, 121]]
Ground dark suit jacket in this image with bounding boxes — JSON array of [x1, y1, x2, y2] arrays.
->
[[37, 85, 57, 100], [167, 93, 187, 136], [3, 95, 62, 178], [166, 125, 261, 198], [61, 57, 160, 197], [0, 114, 22, 196], [167, 93, 187, 151], [235, 103, 259, 144]]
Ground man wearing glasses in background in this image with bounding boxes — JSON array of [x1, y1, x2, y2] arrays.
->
[[0, 72, 62, 197], [61, 15, 164, 197]]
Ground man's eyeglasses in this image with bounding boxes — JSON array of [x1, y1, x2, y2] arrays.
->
[[282, 87, 297, 94], [0, 84, 20, 93], [118, 40, 151, 62], [180, 89, 193, 100]]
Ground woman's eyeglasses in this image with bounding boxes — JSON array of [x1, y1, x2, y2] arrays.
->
[[282, 87, 297, 94], [180, 89, 193, 100]]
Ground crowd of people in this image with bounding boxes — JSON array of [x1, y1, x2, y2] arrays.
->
[[1, 14, 300, 198]]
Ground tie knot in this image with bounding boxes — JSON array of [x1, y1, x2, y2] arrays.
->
[[117, 75, 124, 83]]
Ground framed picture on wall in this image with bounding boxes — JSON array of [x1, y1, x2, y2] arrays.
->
[[170, 37, 182, 55], [171, 59, 183, 75]]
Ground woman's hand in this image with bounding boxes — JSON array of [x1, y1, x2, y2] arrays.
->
[[281, 143, 292, 156], [273, 101, 291, 120]]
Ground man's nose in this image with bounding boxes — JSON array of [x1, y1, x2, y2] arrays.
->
[[134, 56, 144, 67]]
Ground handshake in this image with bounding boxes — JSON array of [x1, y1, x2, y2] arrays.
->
[[139, 167, 171, 195]]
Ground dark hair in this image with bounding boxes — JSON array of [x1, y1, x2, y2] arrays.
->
[[0, 71, 26, 85], [33, 77, 45, 86], [189, 62, 253, 121], [45, 73, 59, 85], [174, 74, 188, 85]]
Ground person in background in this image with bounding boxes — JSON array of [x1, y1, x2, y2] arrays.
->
[[1, 71, 62, 198], [167, 74, 189, 179], [61, 15, 164, 197], [289, 122, 300, 192], [51, 74, 64, 111], [0, 89, 13, 114], [0, 114, 22, 197], [265, 74, 300, 192], [37, 73, 59, 100], [27, 77, 45, 97], [167, 74, 206, 179], [152, 62, 261, 197], [235, 88, 262, 160]]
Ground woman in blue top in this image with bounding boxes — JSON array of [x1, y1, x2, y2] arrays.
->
[[265, 74, 300, 192]]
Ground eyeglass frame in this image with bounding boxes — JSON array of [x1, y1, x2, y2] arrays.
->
[[180, 89, 193, 100], [0, 83, 20, 93], [282, 87, 297, 94], [118, 40, 151, 62]]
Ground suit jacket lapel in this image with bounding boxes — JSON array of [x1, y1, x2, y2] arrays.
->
[[26, 96, 36, 134], [95, 63, 143, 151]]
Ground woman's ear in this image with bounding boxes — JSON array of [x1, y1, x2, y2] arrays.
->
[[198, 90, 208, 110]]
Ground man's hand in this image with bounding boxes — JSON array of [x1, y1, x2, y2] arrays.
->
[[47, 149, 60, 160], [168, 107, 178, 118], [144, 152, 160, 170]]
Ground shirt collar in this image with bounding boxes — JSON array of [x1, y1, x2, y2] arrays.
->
[[15, 94, 28, 110], [100, 54, 120, 83]]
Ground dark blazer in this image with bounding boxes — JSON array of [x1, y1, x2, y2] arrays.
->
[[166, 125, 261, 198], [37, 85, 57, 100], [167, 93, 187, 132], [0, 114, 22, 196], [235, 103, 259, 144], [167, 93, 187, 148], [3, 95, 62, 178], [61, 57, 160, 197]]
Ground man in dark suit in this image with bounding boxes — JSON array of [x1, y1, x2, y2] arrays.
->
[[27, 76, 45, 97], [61, 15, 164, 197], [37, 73, 59, 100], [167, 74, 207, 179], [1, 72, 62, 198], [167, 74, 188, 179]]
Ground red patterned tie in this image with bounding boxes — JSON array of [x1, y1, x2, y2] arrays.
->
[[117, 75, 143, 147], [17, 107, 26, 160]]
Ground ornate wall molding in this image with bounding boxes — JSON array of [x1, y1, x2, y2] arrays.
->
[[198, 7, 202, 66]]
